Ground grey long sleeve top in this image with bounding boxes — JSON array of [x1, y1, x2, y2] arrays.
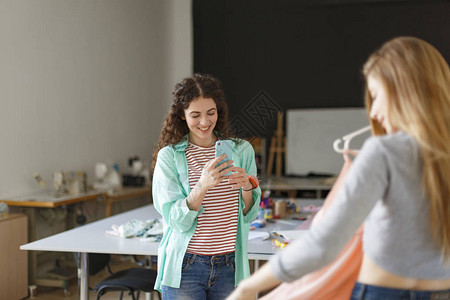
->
[[270, 131, 450, 281]]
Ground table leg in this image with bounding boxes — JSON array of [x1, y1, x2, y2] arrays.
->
[[254, 260, 260, 298], [105, 200, 113, 217], [287, 190, 296, 199], [25, 207, 38, 285], [78, 252, 89, 300]]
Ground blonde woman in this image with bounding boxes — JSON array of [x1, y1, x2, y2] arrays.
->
[[227, 36, 450, 300]]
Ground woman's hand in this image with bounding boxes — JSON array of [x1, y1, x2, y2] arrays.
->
[[187, 154, 233, 211], [198, 154, 234, 191], [226, 280, 257, 300], [344, 149, 358, 162], [226, 263, 281, 300], [227, 166, 253, 190]]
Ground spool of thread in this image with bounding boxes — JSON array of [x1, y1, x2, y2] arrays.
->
[[67, 178, 80, 195], [29, 285, 37, 298], [274, 201, 287, 219]]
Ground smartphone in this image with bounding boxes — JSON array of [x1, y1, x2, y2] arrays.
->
[[215, 140, 233, 176]]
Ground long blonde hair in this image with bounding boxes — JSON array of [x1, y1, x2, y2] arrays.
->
[[363, 36, 450, 260]]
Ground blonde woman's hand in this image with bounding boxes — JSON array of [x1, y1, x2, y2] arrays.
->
[[226, 263, 280, 300], [225, 284, 257, 300], [344, 149, 358, 163]]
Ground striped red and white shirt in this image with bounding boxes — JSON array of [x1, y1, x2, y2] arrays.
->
[[185, 142, 239, 255]]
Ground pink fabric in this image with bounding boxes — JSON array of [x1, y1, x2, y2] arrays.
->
[[260, 160, 363, 300]]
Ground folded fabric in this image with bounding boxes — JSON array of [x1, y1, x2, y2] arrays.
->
[[106, 218, 163, 242], [250, 219, 266, 229], [260, 159, 363, 300], [300, 205, 321, 212], [248, 231, 270, 241]]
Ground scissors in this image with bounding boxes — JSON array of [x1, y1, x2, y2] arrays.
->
[[271, 232, 289, 249]]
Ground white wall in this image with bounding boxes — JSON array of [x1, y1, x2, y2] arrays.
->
[[164, 0, 193, 107], [0, 0, 192, 197]]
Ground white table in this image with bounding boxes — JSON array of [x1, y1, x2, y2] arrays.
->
[[247, 198, 323, 268], [21, 199, 323, 299]]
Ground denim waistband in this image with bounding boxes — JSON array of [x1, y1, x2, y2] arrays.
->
[[353, 282, 450, 300], [185, 252, 235, 265]]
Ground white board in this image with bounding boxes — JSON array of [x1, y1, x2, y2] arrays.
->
[[286, 108, 370, 176]]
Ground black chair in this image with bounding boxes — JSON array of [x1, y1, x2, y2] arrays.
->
[[87, 253, 160, 300]]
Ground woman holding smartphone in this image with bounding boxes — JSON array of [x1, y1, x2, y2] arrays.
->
[[152, 73, 261, 300]]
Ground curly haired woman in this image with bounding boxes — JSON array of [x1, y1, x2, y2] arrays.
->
[[152, 74, 261, 300]]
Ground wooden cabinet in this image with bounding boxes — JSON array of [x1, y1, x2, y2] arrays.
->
[[0, 214, 28, 300]]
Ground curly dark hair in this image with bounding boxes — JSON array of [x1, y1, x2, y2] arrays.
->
[[152, 74, 232, 169]]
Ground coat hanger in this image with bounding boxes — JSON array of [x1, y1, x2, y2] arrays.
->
[[333, 125, 371, 154]]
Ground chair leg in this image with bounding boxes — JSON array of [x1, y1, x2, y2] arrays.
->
[[149, 291, 161, 300], [119, 291, 123, 300]]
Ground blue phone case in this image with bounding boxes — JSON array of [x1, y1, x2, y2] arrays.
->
[[215, 140, 233, 176]]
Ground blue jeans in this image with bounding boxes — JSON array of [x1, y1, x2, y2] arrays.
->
[[351, 282, 450, 300], [161, 252, 235, 300]]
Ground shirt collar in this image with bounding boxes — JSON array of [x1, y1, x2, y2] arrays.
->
[[172, 132, 235, 152], [173, 135, 189, 152]]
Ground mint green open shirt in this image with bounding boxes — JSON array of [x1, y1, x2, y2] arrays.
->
[[152, 136, 261, 291]]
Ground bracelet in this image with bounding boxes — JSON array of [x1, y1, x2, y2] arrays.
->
[[243, 175, 259, 191]]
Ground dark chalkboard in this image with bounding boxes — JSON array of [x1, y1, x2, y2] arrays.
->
[[194, 0, 450, 139]]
